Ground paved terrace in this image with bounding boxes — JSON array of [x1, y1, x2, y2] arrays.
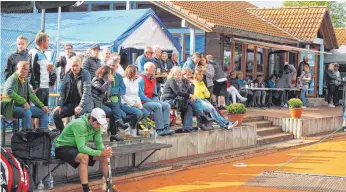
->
[[240, 107, 343, 119]]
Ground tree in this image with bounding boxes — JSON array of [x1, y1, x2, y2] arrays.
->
[[283, 1, 346, 28]]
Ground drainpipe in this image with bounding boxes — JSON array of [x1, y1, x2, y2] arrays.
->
[[189, 28, 195, 56]]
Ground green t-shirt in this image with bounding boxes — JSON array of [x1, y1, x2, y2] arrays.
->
[[111, 74, 119, 103], [55, 114, 104, 157]]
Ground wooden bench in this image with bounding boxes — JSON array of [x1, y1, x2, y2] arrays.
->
[[25, 142, 172, 186]]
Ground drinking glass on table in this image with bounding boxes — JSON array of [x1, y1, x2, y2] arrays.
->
[[157, 68, 161, 75]]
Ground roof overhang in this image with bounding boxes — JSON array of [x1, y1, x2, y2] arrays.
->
[[233, 37, 331, 55], [213, 26, 299, 45], [151, 1, 213, 32]]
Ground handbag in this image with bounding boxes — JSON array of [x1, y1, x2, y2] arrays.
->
[[1, 99, 14, 119], [174, 96, 188, 111]]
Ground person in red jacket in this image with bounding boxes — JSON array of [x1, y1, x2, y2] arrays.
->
[[138, 62, 174, 136]]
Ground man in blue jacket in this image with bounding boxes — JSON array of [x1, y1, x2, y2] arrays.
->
[[135, 46, 153, 73], [183, 52, 201, 73]]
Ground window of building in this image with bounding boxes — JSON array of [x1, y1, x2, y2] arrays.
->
[[257, 48, 263, 72], [234, 44, 242, 71], [246, 48, 254, 73], [223, 46, 232, 71], [92, 4, 110, 11]]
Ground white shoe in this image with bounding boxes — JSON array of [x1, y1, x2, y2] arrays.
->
[[328, 104, 335, 108], [240, 97, 248, 102], [301, 106, 306, 109], [131, 129, 138, 137], [227, 121, 239, 130], [283, 104, 288, 108]]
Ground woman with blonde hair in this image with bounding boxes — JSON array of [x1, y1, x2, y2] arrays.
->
[[121, 65, 149, 136], [161, 66, 211, 131], [194, 70, 238, 129]]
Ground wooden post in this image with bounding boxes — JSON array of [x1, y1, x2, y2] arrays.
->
[[231, 42, 235, 71], [241, 44, 247, 76]]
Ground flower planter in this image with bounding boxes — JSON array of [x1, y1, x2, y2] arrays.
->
[[289, 108, 303, 118], [227, 114, 245, 126]]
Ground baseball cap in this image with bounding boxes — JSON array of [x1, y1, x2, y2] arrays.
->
[[91, 108, 107, 125], [91, 44, 100, 50]]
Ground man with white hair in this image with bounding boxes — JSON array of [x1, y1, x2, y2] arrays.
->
[[138, 62, 174, 136], [135, 46, 153, 73], [53, 56, 93, 131], [3, 61, 49, 129], [167, 51, 180, 68], [150, 45, 167, 96], [101, 48, 111, 66]]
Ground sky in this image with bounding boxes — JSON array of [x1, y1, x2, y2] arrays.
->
[[249, 1, 284, 8]]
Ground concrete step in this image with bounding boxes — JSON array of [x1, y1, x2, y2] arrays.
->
[[257, 133, 294, 145], [257, 126, 283, 137], [243, 116, 264, 123], [244, 120, 272, 128]]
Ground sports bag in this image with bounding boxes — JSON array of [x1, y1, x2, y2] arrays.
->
[[11, 128, 60, 160], [0, 147, 34, 192]]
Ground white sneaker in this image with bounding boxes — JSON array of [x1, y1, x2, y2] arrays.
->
[[240, 97, 248, 102], [131, 129, 138, 137], [344, 127, 346, 132], [283, 104, 288, 108], [301, 106, 306, 109], [328, 104, 335, 108], [227, 121, 239, 130]]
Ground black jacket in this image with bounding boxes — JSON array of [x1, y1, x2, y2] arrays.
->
[[56, 52, 76, 80], [5, 49, 29, 80], [57, 69, 93, 113], [161, 78, 190, 101], [326, 69, 337, 85], [82, 56, 101, 80], [91, 77, 112, 109]]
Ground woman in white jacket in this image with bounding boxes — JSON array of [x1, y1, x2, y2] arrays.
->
[[122, 65, 149, 135]]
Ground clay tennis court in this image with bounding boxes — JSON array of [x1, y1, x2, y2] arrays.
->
[[115, 136, 346, 192]]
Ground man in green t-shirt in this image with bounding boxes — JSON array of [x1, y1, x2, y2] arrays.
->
[[55, 108, 113, 192]]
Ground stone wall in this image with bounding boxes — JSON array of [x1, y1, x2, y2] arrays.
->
[[265, 116, 342, 139]]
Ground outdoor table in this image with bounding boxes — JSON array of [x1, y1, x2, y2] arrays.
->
[[241, 87, 299, 108], [241, 87, 268, 107]]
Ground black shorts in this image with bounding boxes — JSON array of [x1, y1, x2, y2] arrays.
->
[[213, 81, 227, 97], [55, 146, 96, 169], [36, 88, 49, 106]]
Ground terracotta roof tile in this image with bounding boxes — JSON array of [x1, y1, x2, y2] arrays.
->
[[248, 6, 328, 42], [156, 1, 296, 41], [335, 28, 346, 46]]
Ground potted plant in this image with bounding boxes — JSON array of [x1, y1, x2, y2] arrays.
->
[[226, 103, 247, 126], [288, 98, 304, 118]]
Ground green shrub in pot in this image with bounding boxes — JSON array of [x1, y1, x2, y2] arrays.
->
[[226, 103, 247, 114], [288, 98, 303, 108]]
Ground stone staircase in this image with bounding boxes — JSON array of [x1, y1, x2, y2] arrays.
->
[[243, 116, 294, 145]]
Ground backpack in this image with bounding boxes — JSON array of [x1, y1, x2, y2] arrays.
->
[[0, 147, 34, 192], [11, 128, 60, 160]]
